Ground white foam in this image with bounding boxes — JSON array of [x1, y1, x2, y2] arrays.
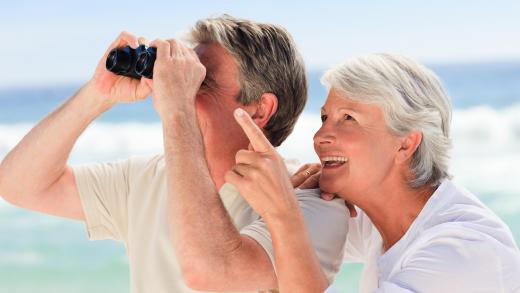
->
[[1, 105, 519, 211], [0, 122, 164, 165]]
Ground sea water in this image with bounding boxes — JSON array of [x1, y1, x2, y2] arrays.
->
[[1, 61, 519, 292]]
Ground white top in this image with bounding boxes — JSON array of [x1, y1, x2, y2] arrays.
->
[[72, 154, 349, 293], [340, 180, 520, 293]]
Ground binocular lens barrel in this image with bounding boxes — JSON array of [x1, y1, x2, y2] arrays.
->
[[135, 48, 157, 79], [105, 45, 156, 79]]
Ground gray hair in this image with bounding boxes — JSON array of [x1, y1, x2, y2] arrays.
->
[[321, 53, 452, 188], [186, 14, 308, 147]]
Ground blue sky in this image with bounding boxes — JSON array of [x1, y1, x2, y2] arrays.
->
[[1, 0, 519, 88]]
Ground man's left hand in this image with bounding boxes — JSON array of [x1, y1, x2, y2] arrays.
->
[[147, 39, 206, 120]]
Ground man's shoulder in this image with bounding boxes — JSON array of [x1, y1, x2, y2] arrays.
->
[[126, 153, 165, 177], [294, 188, 347, 210], [294, 188, 349, 231], [127, 153, 164, 168]]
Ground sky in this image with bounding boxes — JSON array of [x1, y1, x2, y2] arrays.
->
[[1, 0, 519, 88]]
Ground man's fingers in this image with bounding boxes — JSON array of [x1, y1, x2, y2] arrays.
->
[[102, 31, 139, 62], [166, 39, 181, 57], [149, 39, 170, 60], [113, 31, 139, 49], [234, 108, 272, 153], [138, 36, 149, 46]]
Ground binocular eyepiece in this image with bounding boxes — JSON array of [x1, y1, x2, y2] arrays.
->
[[106, 45, 157, 79]]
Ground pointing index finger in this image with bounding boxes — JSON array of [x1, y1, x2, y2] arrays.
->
[[234, 108, 272, 153]]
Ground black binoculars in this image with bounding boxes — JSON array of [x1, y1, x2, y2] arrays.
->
[[106, 45, 157, 79]]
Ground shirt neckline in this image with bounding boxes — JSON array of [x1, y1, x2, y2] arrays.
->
[[376, 180, 452, 272]]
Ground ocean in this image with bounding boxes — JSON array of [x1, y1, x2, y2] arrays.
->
[[1, 61, 519, 292]]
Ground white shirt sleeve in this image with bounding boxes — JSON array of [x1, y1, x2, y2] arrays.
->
[[72, 159, 131, 241], [240, 188, 349, 283], [72, 155, 160, 242]]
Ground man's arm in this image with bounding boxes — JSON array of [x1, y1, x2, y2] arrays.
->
[[0, 32, 151, 220], [148, 39, 278, 291], [162, 112, 278, 291], [0, 83, 111, 219]]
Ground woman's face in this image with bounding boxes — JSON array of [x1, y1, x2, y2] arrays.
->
[[313, 89, 402, 201]]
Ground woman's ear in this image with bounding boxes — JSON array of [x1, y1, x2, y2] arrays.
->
[[396, 131, 422, 164], [251, 93, 278, 128]]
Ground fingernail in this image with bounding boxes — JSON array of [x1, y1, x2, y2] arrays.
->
[[235, 108, 245, 117]]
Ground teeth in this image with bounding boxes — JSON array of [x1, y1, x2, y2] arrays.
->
[[321, 156, 348, 163]]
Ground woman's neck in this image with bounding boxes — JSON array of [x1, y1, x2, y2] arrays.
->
[[356, 181, 435, 252]]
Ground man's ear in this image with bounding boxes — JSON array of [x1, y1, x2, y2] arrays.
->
[[396, 131, 422, 164], [251, 93, 278, 128]]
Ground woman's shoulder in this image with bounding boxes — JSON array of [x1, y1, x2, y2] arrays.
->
[[417, 180, 516, 249]]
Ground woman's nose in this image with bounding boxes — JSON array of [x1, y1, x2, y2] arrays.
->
[[313, 123, 335, 146]]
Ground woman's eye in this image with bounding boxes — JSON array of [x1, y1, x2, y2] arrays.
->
[[320, 115, 327, 122], [344, 114, 354, 121]]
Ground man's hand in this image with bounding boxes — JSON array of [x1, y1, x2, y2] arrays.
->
[[147, 39, 206, 121], [225, 108, 299, 222], [87, 31, 153, 107]]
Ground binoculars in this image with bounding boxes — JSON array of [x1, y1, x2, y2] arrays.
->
[[106, 45, 157, 79]]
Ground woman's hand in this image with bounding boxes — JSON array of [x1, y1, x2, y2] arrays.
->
[[292, 163, 358, 218], [290, 163, 321, 189], [225, 108, 300, 222]]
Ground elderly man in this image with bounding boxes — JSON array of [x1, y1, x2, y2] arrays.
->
[[0, 15, 348, 292]]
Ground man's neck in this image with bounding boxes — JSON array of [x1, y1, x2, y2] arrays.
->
[[206, 152, 237, 191]]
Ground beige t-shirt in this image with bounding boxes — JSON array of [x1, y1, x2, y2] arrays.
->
[[72, 154, 348, 293]]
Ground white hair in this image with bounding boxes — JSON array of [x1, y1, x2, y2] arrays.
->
[[321, 53, 452, 188]]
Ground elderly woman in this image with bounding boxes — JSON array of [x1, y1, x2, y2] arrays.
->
[[225, 54, 520, 292]]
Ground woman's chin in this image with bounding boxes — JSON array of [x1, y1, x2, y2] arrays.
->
[[319, 176, 342, 195]]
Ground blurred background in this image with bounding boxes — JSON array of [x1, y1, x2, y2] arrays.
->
[[1, 1, 519, 292]]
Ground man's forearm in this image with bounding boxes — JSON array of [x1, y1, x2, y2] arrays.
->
[[162, 108, 246, 282], [0, 83, 112, 201]]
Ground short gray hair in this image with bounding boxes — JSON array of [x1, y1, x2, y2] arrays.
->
[[186, 14, 308, 147], [321, 53, 452, 188]]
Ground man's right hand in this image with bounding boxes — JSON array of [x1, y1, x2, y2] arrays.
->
[[86, 31, 152, 107], [0, 31, 153, 221]]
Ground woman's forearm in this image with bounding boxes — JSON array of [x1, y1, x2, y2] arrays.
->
[[266, 212, 329, 293]]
